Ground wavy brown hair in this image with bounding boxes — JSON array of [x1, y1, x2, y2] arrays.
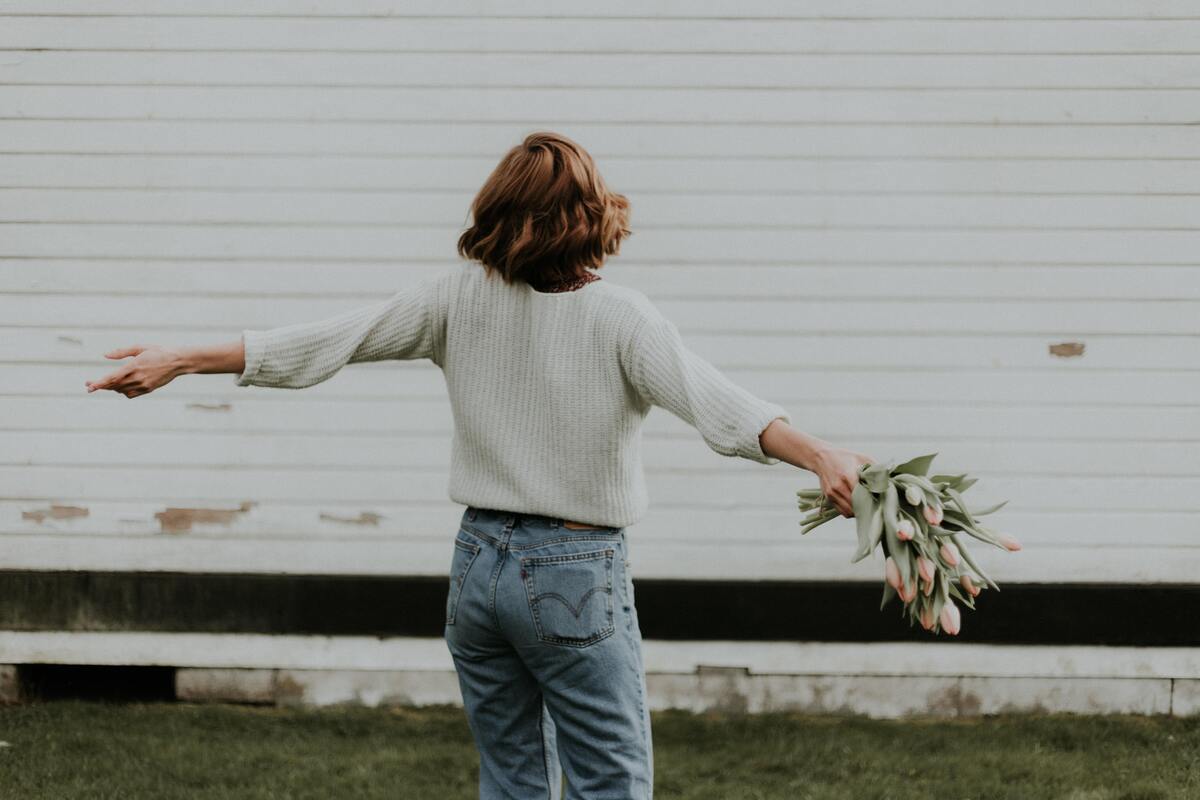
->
[[456, 131, 631, 287]]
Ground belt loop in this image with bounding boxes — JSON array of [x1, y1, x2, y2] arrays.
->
[[466, 506, 477, 522], [550, 516, 560, 530]]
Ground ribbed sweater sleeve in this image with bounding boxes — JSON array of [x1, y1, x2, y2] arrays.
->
[[625, 310, 792, 465], [235, 276, 440, 389]]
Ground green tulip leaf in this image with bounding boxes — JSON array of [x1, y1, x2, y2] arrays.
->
[[861, 461, 894, 493], [892, 452, 938, 478], [852, 502, 885, 564], [970, 499, 1010, 516], [850, 482, 877, 560], [880, 582, 898, 610], [884, 513, 911, 585], [951, 534, 1000, 591], [947, 582, 976, 610], [882, 481, 900, 538], [944, 487, 982, 527]]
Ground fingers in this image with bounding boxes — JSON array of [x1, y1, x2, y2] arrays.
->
[[824, 481, 855, 517], [86, 369, 142, 396], [105, 345, 144, 360], [831, 470, 862, 517], [86, 370, 126, 393]]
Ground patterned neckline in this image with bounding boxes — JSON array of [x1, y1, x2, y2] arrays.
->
[[528, 271, 602, 294]]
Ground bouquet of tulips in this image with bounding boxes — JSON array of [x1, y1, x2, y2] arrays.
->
[[796, 452, 1021, 636]]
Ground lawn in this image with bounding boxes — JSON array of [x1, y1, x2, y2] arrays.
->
[[1, 701, 1198, 799]]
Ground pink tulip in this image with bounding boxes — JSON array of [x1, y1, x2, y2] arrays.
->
[[922, 502, 943, 525], [884, 557, 902, 591], [898, 579, 916, 603], [896, 518, 915, 541], [939, 541, 960, 567], [960, 574, 981, 597], [917, 556, 936, 583], [921, 577, 934, 596], [939, 601, 962, 635], [919, 605, 935, 630], [996, 533, 1022, 552]]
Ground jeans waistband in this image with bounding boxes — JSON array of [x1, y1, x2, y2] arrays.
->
[[461, 506, 622, 545]]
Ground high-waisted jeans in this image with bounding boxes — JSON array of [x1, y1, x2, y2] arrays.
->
[[443, 505, 654, 799]]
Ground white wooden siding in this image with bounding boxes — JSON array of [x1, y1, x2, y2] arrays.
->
[[2, 1, 1198, 583]]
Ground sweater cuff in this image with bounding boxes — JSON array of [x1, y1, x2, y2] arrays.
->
[[741, 403, 791, 465], [234, 330, 266, 387]]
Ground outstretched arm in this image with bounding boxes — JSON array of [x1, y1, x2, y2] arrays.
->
[[759, 418, 874, 518], [623, 309, 873, 517], [84, 340, 240, 398], [231, 282, 436, 389], [624, 310, 793, 464], [86, 275, 445, 398]]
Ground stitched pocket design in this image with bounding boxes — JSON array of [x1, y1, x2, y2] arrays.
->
[[521, 548, 615, 647], [445, 536, 481, 625]]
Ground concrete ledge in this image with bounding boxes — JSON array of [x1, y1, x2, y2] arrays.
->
[[176, 668, 275, 705], [1171, 679, 1200, 715], [163, 667, 1184, 718], [5, 632, 1200, 679], [2, 633, 1198, 717]]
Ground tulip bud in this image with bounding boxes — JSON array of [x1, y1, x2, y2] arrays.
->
[[919, 604, 935, 630], [960, 574, 981, 597], [904, 485, 923, 506], [922, 502, 943, 526], [896, 518, 915, 541], [917, 556, 936, 583], [939, 541, 960, 567], [898, 578, 916, 603], [996, 533, 1022, 552], [884, 557, 902, 591], [939, 601, 961, 635], [922, 577, 934, 596]]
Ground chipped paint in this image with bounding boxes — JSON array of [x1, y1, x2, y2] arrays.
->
[[1049, 341, 1086, 358], [319, 511, 384, 526], [56, 335, 83, 346], [185, 402, 232, 412], [22, 504, 89, 524], [155, 500, 255, 534]]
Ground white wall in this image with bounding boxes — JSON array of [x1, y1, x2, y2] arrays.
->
[[2, 1, 1198, 584]]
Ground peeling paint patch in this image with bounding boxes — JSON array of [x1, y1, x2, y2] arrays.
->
[[1049, 341, 1086, 358], [155, 501, 255, 534], [320, 511, 384, 526], [56, 335, 83, 346], [22, 504, 89, 524], [185, 402, 232, 412]]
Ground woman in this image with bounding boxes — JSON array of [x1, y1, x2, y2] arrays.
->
[[86, 131, 872, 799]]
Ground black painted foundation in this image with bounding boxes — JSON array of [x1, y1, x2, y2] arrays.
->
[[1, 571, 1197, 646]]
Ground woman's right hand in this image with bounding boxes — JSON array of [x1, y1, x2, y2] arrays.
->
[[86, 344, 185, 398], [811, 446, 875, 518]]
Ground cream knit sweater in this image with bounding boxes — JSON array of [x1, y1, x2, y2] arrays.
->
[[235, 262, 792, 528]]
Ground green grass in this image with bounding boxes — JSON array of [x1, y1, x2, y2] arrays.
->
[[1, 701, 1198, 799]]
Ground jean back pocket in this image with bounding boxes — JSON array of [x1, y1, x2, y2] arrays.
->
[[446, 536, 482, 625], [521, 547, 616, 647]]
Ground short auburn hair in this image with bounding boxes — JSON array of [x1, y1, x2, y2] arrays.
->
[[456, 131, 631, 287]]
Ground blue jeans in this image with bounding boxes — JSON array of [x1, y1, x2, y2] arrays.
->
[[443, 506, 654, 799]]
